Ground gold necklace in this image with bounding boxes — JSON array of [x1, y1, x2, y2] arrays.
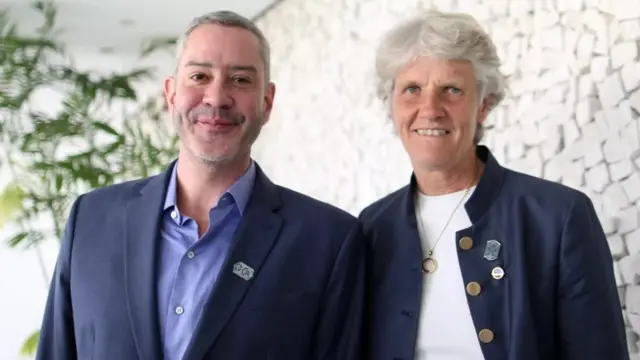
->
[[415, 185, 472, 274]]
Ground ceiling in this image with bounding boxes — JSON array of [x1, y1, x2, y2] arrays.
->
[[3, 0, 280, 60]]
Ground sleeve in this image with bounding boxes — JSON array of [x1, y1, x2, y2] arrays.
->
[[310, 221, 366, 360], [557, 192, 629, 360], [35, 196, 83, 360]]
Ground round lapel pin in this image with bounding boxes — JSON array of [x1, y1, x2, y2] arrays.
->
[[491, 266, 505, 280]]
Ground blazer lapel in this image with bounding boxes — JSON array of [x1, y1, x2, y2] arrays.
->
[[124, 162, 175, 360], [182, 166, 284, 360], [401, 179, 426, 304]]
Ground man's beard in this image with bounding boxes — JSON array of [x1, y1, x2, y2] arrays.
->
[[173, 106, 263, 166]]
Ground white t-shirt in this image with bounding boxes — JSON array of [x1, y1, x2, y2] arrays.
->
[[414, 187, 486, 360]]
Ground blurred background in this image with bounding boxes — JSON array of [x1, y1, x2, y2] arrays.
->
[[1, 0, 639, 358]]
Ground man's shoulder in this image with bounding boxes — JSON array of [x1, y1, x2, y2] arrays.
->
[[78, 175, 158, 206], [276, 185, 357, 224]]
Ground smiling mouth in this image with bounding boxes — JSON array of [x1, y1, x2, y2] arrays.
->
[[414, 129, 450, 136]]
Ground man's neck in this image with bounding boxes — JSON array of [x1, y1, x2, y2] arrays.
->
[[175, 153, 251, 219], [414, 150, 483, 196]]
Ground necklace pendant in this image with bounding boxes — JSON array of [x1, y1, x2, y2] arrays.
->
[[422, 256, 438, 274]]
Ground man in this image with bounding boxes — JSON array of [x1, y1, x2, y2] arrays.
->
[[36, 11, 364, 360], [359, 10, 628, 360]]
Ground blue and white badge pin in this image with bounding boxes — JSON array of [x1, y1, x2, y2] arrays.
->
[[483, 239, 501, 261], [233, 261, 254, 281]]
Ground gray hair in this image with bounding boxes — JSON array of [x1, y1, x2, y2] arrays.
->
[[375, 10, 507, 144], [175, 11, 271, 83]]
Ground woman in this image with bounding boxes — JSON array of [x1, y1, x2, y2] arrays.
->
[[359, 10, 628, 360]]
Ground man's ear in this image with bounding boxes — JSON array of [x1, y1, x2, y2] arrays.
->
[[261, 82, 276, 125], [163, 76, 176, 111]]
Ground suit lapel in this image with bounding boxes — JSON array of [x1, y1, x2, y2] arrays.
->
[[183, 166, 283, 360], [124, 162, 175, 360]]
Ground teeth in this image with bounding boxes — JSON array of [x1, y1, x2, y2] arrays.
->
[[416, 129, 448, 136]]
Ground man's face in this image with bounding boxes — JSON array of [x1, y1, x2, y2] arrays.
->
[[391, 56, 488, 172], [164, 24, 275, 166]]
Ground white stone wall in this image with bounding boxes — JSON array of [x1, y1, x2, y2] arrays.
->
[[254, 0, 640, 356]]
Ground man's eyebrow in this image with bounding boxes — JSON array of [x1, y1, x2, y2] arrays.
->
[[183, 61, 258, 73], [184, 60, 214, 68], [229, 65, 258, 73]]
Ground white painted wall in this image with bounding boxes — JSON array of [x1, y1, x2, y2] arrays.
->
[[253, 0, 640, 357]]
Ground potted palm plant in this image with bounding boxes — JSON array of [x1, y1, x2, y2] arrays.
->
[[0, 0, 178, 356]]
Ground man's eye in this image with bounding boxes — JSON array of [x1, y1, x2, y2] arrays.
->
[[189, 74, 206, 81], [232, 77, 252, 85]]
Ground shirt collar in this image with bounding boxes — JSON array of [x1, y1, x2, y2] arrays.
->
[[405, 145, 506, 225], [163, 161, 256, 215]]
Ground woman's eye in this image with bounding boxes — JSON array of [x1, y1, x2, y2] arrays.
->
[[405, 85, 420, 94], [446, 86, 462, 94]]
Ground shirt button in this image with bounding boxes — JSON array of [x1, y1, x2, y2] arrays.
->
[[170, 210, 178, 219], [175, 306, 184, 315], [187, 251, 195, 259]]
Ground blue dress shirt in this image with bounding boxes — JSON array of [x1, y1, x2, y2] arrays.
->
[[157, 162, 255, 360]]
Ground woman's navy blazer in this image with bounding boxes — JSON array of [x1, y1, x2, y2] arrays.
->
[[359, 145, 628, 360]]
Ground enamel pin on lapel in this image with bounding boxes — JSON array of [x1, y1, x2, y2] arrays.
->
[[483, 239, 501, 261], [233, 261, 255, 281], [491, 266, 505, 280]]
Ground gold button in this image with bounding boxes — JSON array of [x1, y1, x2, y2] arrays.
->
[[466, 282, 481, 296], [459, 236, 473, 250], [491, 266, 505, 280], [478, 329, 494, 343]]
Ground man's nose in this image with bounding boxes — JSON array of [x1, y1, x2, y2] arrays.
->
[[203, 80, 233, 108]]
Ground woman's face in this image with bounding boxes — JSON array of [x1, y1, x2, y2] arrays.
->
[[391, 56, 489, 172]]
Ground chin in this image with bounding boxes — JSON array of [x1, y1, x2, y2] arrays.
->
[[187, 144, 231, 163], [413, 156, 453, 171], [194, 153, 233, 165]]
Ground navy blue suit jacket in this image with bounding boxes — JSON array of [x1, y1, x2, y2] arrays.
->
[[359, 146, 628, 360], [36, 161, 365, 360]]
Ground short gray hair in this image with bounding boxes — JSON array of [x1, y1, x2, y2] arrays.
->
[[176, 11, 271, 83], [375, 10, 507, 143]]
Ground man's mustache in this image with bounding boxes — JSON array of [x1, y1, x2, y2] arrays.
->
[[187, 106, 245, 125]]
